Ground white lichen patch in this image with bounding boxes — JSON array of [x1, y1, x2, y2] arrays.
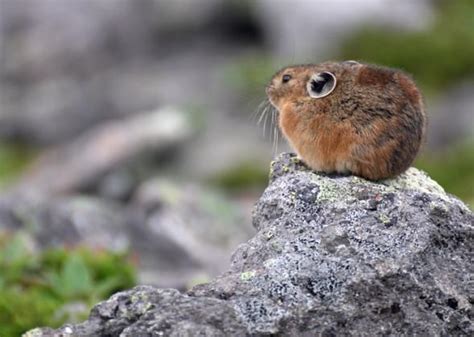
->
[[429, 201, 449, 215], [22, 328, 43, 337], [240, 270, 257, 281], [129, 292, 156, 315], [381, 168, 447, 199], [309, 174, 355, 203], [378, 214, 391, 225]]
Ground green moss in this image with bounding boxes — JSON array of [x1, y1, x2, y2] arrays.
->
[[339, 0, 474, 96], [0, 143, 36, 189], [0, 233, 136, 337]]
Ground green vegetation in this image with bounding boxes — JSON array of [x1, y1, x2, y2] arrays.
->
[[416, 141, 474, 208], [0, 143, 36, 188], [339, 0, 474, 96], [222, 54, 276, 100], [0, 233, 136, 337], [209, 161, 269, 193]]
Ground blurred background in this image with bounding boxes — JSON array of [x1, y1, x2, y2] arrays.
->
[[0, 0, 473, 334]]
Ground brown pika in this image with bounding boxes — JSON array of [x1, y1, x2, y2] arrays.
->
[[266, 60, 426, 180]]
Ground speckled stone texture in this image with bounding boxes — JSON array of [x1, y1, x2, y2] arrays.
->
[[27, 153, 473, 336]]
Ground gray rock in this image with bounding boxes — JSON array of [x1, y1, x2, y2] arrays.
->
[[1, 179, 252, 289], [10, 107, 193, 197], [0, 195, 130, 252], [27, 153, 473, 336], [129, 178, 254, 288]]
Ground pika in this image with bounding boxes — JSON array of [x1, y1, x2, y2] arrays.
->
[[266, 61, 426, 180]]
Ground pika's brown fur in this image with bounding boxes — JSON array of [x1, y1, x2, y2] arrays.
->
[[266, 61, 426, 180]]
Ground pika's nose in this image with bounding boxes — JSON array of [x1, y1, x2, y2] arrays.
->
[[265, 85, 274, 96]]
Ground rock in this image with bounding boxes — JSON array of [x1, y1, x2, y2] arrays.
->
[[10, 107, 193, 197], [128, 178, 254, 288], [23, 287, 248, 337], [27, 153, 474, 336], [0, 195, 130, 253], [0, 179, 252, 289]]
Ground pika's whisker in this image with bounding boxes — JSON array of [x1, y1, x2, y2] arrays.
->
[[274, 110, 280, 156], [252, 99, 268, 124], [257, 101, 269, 126], [272, 109, 277, 156], [262, 105, 270, 137]]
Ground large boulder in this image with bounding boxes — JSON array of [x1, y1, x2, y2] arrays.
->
[[27, 153, 473, 336]]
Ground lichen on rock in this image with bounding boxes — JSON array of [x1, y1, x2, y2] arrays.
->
[[27, 152, 474, 336]]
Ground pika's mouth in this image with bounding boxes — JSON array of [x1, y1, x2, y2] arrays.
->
[[267, 97, 278, 110], [265, 85, 278, 109], [265, 84, 274, 96]]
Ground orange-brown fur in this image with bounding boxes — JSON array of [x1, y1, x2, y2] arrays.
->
[[266, 61, 426, 180]]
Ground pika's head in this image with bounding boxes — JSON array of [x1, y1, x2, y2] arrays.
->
[[265, 60, 423, 121]]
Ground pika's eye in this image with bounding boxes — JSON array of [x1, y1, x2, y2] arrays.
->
[[307, 71, 337, 98], [282, 74, 292, 83]]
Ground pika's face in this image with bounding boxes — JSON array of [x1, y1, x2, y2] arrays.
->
[[265, 61, 361, 113]]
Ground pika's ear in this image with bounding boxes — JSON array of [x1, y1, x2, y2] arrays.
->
[[306, 71, 337, 98], [356, 65, 394, 86]]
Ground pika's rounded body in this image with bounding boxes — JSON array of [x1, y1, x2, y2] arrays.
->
[[266, 61, 426, 180]]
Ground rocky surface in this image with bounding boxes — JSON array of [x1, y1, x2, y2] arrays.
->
[[28, 153, 474, 336]]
